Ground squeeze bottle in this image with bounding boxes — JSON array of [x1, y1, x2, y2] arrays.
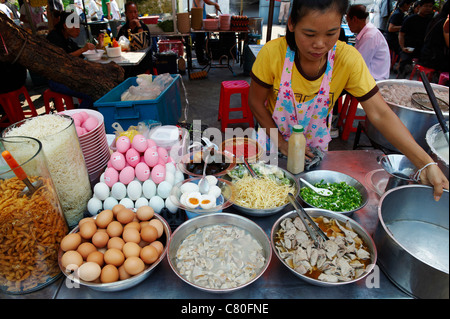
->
[[287, 125, 306, 174]]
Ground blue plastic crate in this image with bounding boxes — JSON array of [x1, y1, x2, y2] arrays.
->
[[94, 74, 182, 134]]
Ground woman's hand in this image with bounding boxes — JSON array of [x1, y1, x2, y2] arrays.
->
[[417, 163, 449, 201], [83, 42, 95, 52], [214, 3, 221, 12], [129, 19, 142, 30]]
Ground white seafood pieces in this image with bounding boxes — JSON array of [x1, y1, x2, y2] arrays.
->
[[179, 176, 221, 210]]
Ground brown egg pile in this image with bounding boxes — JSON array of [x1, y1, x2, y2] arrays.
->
[[59, 204, 165, 284]]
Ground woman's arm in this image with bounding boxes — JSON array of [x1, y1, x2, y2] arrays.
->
[[361, 92, 449, 200]]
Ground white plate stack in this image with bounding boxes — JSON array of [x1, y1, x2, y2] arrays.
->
[[60, 109, 111, 185]]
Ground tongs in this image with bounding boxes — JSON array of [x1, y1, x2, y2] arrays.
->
[[287, 193, 329, 247], [241, 155, 259, 178]]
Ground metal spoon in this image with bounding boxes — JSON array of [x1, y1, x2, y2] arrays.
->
[[198, 148, 212, 194], [300, 177, 333, 196]]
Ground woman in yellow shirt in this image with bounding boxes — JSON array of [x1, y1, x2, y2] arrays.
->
[[249, 0, 448, 200]]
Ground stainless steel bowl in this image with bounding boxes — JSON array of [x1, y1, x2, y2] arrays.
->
[[58, 212, 171, 292], [374, 185, 449, 299], [226, 165, 300, 217], [167, 213, 272, 293], [298, 170, 369, 215], [271, 209, 377, 287], [425, 121, 449, 178]]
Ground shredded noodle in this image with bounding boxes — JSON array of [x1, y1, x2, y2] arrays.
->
[[232, 176, 295, 209]]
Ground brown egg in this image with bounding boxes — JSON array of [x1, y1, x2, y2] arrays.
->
[[100, 264, 120, 283], [139, 221, 149, 228], [61, 250, 83, 270], [122, 242, 141, 258], [123, 256, 145, 275], [118, 265, 132, 280], [95, 209, 114, 228], [136, 206, 154, 221], [91, 231, 110, 248], [140, 225, 158, 243], [122, 228, 141, 244], [104, 248, 125, 267], [60, 233, 82, 251], [106, 221, 123, 237], [79, 221, 97, 240], [117, 208, 135, 224], [78, 217, 95, 227], [140, 245, 159, 264], [86, 251, 104, 267], [124, 221, 141, 232], [78, 262, 102, 282], [150, 240, 164, 256], [148, 219, 164, 238], [112, 204, 126, 217], [107, 237, 125, 250], [77, 242, 97, 259]]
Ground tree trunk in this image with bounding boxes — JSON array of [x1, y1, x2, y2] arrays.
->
[[0, 12, 124, 101]]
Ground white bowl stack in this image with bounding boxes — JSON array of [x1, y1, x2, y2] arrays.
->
[[60, 109, 111, 185]]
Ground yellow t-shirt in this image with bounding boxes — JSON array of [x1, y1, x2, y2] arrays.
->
[[250, 37, 378, 114]]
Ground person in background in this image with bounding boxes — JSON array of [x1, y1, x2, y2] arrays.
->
[[278, 0, 291, 25], [248, 0, 448, 200], [102, 0, 111, 19], [46, 11, 104, 109], [74, 0, 86, 22], [419, 0, 449, 74], [0, 0, 13, 19], [2, 0, 19, 19], [398, 0, 434, 78], [192, 0, 221, 65], [346, 4, 391, 81], [110, 0, 120, 20], [385, 0, 415, 55], [88, 0, 103, 21], [19, 0, 47, 31]]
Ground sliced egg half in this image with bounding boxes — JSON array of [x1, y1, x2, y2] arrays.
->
[[185, 191, 202, 209], [199, 194, 216, 209]]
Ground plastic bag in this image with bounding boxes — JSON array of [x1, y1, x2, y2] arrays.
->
[[121, 73, 174, 101], [118, 36, 130, 52]]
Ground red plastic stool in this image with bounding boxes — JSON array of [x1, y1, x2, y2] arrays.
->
[[438, 72, 449, 85], [409, 64, 435, 82], [43, 89, 77, 113], [337, 94, 365, 141], [0, 86, 38, 126], [218, 80, 254, 132]]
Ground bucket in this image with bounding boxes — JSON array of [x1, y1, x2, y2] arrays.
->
[[191, 8, 203, 30], [0, 136, 68, 294], [219, 14, 231, 31], [177, 12, 190, 34]]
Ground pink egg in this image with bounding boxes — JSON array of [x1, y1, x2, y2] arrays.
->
[[119, 166, 135, 185], [116, 136, 131, 153], [135, 162, 150, 182], [76, 126, 85, 137], [103, 167, 119, 187], [79, 111, 89, 122], [157, 147, 169, 163], [125, 148, 140, 167], [73, 118, 81, 127], [107, 159, 112, 168], [82, 116, 98, 132], [144, 148, 159, 167], [131, 134, 148, 153], [157, 156, 166, 166], [151, 164, 166, 184], [147, 138, 157, 149], [110, 152, 126, 171], [71, 113, 84, 124]]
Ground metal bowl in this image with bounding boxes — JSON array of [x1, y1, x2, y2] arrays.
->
[[167, 213, 272, 293], [298, 170, 369, 215], [57, 212, 171, 292], [374, 185, 449, 299], [425, 121, 449, 178], [271, 209, 377, 287], [225, 164, 300, 217]]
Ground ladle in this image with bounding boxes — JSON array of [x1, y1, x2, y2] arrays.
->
[[287, 193, 329, 248], [2, 150, 43, 197], [299, 177, 333, 196]]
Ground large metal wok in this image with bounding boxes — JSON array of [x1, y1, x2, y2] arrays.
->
[[365, 80, 449, 153], [374, 185, 449, 299]]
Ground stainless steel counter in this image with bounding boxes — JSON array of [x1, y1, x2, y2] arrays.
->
[[1, 150, 410, 300]]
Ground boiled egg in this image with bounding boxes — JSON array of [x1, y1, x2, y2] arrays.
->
[[180, 182, 199, 194], [142, 180, 157, 199], [157, 181, 172, 199], [119, 197, 134, 209], [103, 197, 119, 210], [94, 182, 110, 201], [208, 185, 222, 199], [205, 175, 218, 186], [134, 197, 149, 209], [165, 196, 178, 214], [149, 196, 165, 214], [127, 180, 142, 200], [199, 194, 216, 209], [185, 192, 202, 209]]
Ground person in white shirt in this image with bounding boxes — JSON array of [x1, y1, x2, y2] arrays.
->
[[0, 1, 13, 19], [346, 4, 391, 81], [110, 0, 120, 20]]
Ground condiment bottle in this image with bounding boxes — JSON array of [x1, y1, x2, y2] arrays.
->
[[287, 125, 306, 174]]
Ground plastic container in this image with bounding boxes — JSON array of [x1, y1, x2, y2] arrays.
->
[[3, 114, 93, 228], [287, 125, 306, 174], [0, 136, 68, 294], [148, 125, 180, 149], [94, 74, 182, 134], [158, 39, 184, 56]]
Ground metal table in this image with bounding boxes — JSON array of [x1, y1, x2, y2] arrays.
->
[[0, 150, 410, 300]]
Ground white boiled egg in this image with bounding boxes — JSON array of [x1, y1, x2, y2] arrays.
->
[[134, 197, 149, 209], [119, 197, 134, 209], [199, 194, 216, 209], [164, 172, 175, 186], [127, 180, 142, 201], [111, 182, 127, 200], [157, 181, 172, 199], [165, 162, 176, 175], [185, 192, 202, 209], [205, 175, 218, 187], [103, 197, 119, 210], [208, 185, 222, 199], [179, 192, 188, 206], [180, 182, 199, 194], [149, 196, 165, 213], [93, 182, 110, 201], [87, 197, 103, 216], [174, 170, 185, 184], [165, 196, 178, 214], [142, 180, 157, 199]]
